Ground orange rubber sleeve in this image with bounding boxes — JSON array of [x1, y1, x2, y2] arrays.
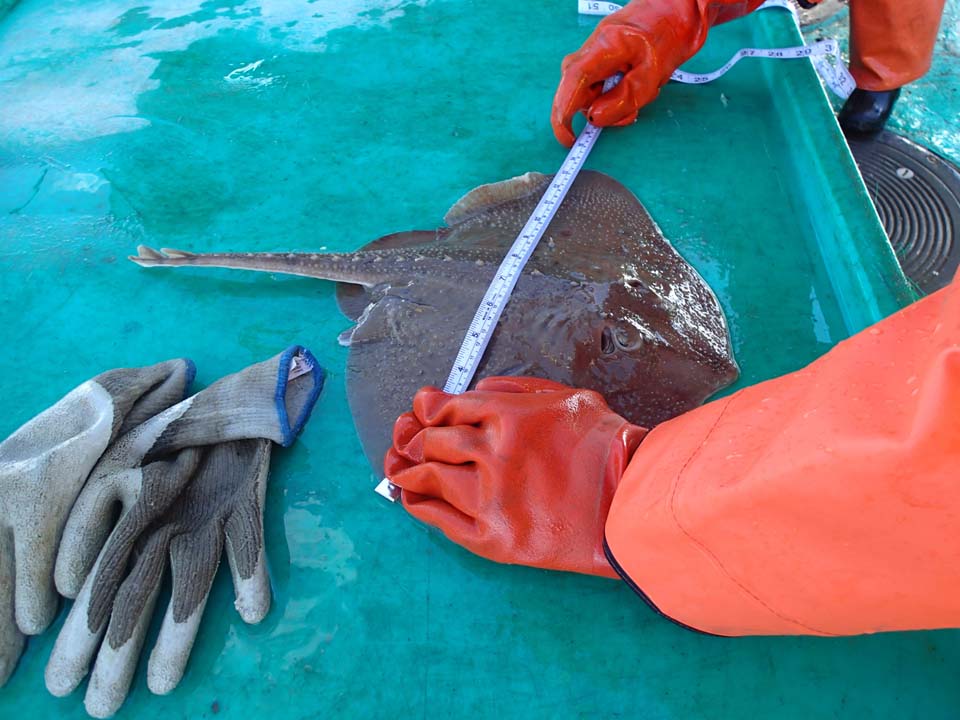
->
[[606, 273, 960, 636]]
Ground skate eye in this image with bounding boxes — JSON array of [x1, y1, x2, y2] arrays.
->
[[613, 325, 644, 352], [600, 327, 616, 355]]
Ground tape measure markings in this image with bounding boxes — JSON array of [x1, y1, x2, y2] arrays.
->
[[443, 118, 608, 396], [374, 80, 619, 501]]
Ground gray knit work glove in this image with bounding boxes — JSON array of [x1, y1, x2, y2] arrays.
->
[[51, 441, 272, 716], [45, 346, 323, 718], [0, 360, 195, 686]]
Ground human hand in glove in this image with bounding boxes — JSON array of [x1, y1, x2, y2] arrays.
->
[[384, 377, 647, 577], [0, 359, 194, 686], [551, 0, 765, 146], [45, 346, 324, 717]]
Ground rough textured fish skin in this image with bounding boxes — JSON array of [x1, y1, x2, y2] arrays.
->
[[131, 171, 739, 470]]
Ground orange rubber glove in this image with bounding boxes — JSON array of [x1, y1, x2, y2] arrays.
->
[[552, 0, 765, 146], [384, 377, 647, 578]]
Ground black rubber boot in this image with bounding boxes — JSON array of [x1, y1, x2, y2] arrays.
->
[[838, 88, 902, 135]]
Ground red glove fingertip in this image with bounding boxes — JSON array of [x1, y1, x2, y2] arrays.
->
[[384, 445, 414, 476], [392, 410, 423, 446], [550, 115, 577, 148], [411, 386, 457, 424]]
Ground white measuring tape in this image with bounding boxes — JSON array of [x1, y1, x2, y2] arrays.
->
[[374, 75, 620, 501], [375, 0, 854, 501], [440, 94, 616, 398], [579, 0, 855, 99]]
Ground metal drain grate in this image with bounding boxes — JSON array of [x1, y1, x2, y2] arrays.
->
[[847, 131, 960, 295]]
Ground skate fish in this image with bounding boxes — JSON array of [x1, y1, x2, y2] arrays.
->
[[130, 171, 739, 469]]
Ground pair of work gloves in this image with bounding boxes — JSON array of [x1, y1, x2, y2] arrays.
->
[[0, 347, 323, 718], [551, 0, 767, 146]]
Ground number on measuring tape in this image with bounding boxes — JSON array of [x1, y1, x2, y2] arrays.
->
[[578, 0, 624, 15]]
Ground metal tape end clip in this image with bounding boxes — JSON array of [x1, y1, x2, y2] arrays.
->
[[375, 478, 401, 502]]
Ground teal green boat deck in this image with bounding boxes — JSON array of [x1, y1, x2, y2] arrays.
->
[[0, 1, 957, 718]]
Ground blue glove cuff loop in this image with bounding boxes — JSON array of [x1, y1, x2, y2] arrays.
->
[[275, 345, 325, 447]]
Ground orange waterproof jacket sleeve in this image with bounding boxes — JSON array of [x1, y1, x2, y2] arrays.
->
[[605, 273, 960, 636]]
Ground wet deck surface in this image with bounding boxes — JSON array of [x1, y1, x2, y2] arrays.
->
[[0, 2, 957, 719]]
